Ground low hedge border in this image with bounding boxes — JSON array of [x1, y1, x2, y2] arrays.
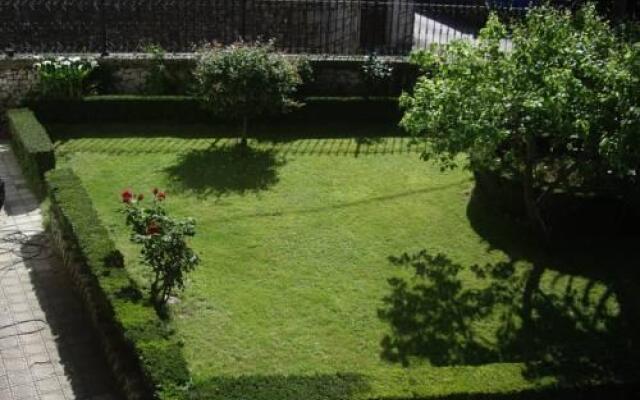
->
[[46, 168, 190, 400], [7, 108, 55, 197], [33, 95, 401, 124]]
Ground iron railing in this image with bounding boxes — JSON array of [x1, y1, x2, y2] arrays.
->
[[0, 0, 633, 56]]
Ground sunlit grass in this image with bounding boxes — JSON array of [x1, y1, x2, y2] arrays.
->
[[54, 123, 635, 399]]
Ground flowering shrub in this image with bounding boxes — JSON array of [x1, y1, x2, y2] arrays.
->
[[361, 53, 393, 96], [121, 188, 199, 309], [33, 56, 98, 99]]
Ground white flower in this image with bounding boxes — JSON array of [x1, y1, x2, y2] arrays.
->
[[61, 60, 71, 67], [90, 60, 99, 68], [69, 56, 81, 63], [56, 56, 65, 62], [33, 62, 42, 69], [77, 64, 84, 70], [42, 60, 52, 66]]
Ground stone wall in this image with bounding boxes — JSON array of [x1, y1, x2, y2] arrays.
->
[[0, 57, 39, 108], [0, 53, 417, 109]]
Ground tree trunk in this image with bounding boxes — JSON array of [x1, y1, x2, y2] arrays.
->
[[240, 116, 248, 147], [523, 134, 548, 239], [521, 262, 544, 330]]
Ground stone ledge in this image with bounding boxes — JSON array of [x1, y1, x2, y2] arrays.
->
[[0, 52, 409, 69]]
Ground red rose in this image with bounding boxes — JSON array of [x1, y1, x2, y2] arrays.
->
[[156, 191, 166, 201], [121, 189, 133, 203]]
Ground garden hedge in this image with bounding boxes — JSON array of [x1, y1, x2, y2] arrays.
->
[[7, 108, 54, 196], [46, 168, 190, 400], [33, 95, 401, 124]]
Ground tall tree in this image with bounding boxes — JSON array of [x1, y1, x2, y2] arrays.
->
[[401, 5, 640, 236]]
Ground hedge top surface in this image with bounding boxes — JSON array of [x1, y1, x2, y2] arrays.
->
[[7, 108, 54, 154]]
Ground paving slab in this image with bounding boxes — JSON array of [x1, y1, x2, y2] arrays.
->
[[0, 142, 121, 400]]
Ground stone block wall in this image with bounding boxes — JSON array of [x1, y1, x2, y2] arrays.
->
[[0, 57, 39, 108], [0, 53, 417, 110]]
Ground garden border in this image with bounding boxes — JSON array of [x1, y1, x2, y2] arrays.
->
[[6, 108, 54, 197], [33, 95, 401, 124], [46, 168, 190, 400]]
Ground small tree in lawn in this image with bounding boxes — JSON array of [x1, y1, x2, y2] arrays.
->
[[193, 41, 308, 146], [121, 188, 200, 312], [401, 5, 640, 237]]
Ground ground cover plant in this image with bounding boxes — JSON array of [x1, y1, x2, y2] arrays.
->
[[48, 120, 640, 399]]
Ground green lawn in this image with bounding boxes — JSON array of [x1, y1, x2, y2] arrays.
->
[[51, 122, 638, 399]]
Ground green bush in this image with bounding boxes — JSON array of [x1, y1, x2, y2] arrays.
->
[[46, 168, 190, 400], [7, 108, 55, 196], [121, 188, 200, 309], [32, 56, 98, 100], [141, 44, 175, 95], [193, 41, 308, 143]]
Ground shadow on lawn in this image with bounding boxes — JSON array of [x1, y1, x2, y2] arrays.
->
[[164, 144, 285, 198], [49, 121, 423, 157], [379, 188, 640, 389]]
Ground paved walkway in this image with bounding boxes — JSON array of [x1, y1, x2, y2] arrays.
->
[[0, 142, 121, 400]]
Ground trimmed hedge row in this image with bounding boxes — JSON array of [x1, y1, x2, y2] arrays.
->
[[33, 95, 401, 124], [7, 109, 55, 196], [46, 168, 190, 400]]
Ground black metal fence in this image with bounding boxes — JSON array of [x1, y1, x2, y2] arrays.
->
[[0, 0, 634, 56]]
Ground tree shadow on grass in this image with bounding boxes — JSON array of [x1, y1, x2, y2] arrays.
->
[[164, 144, 286, 198], [378, 251, 522, 367], [379, 188, 640, 390], [190, 373, 369, 400]]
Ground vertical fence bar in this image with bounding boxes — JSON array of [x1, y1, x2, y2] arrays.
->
[[241, 0, 247, 40], [100, 0, 108, 55], [4, 0, 599, 57]]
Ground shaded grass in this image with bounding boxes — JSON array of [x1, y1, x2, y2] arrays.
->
[[53, 123, 640, 399]]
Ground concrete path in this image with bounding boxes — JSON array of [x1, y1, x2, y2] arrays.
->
[[0, 142, 121, 400]]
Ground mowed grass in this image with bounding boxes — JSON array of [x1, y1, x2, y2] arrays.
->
[[51, 122, 638, 399]]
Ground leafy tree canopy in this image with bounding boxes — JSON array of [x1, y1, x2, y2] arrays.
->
[[193, 41, 308, 140], [401, 5, 640, 233]]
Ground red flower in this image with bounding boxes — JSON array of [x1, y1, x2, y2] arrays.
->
[[146, 220, 161, 235], [156, 191, 166, 201], [137, 193, 144, 201], [121, 189, 133, 203]]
